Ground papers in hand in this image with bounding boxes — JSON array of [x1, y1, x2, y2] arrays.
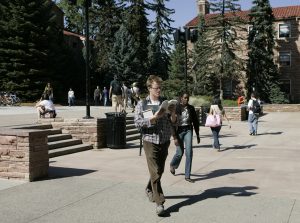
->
[[159, 100, 178, 114], [142, 100, 177, 118]]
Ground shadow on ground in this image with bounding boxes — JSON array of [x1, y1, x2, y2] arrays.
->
[[47, 166, 97, 179], [175, 168, 255, 182], [163, 186, 258, 217]]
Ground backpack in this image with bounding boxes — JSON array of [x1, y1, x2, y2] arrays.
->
[[252, 100, 261, 114], [112, 80, 123, 95]]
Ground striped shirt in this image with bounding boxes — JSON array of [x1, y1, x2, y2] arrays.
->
[[134, 96, 174, 144]]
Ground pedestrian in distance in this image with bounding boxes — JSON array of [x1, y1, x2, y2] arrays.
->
[[131, 82, 140, 112], [237, 94, 245, 107], [109, 75, 124, 112], [170, 92, 200, 183], [247, 92, 261, 135], [43, 82, 53, 102], [122, 81, 129, 111], [102, 87, 108, 106], [68, 88, 75, 106], [208, 97, 230, 151], [94, 86, 101, 106], [134, 75, 177, 216]]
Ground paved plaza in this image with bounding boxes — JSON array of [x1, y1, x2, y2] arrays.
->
[[0, 106, 300, 222]]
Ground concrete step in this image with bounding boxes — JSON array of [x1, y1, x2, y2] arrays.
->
[[48, 139, 82, 150], [126, 128, 139, 136], [126, 133, 141, 142], [126, 120, 134, 125], [126, 123, 136, 130], [48, 134, 72, 142], [49, 144, 93, 158], [47, 129, 62, 135], [11, 124, 53, 130]]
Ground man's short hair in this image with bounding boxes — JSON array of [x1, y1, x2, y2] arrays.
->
[[146, 75, 162, 88]]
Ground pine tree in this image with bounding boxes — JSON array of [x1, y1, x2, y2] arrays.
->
[[247, 0, 286, 103], [123, 0, 150, 84], [0, 0, 63, 100], [109, 24, 139, 84], [163, 42, 186, 98], [58, 0, 85, 34], [191, 14, 215, 95], [147, 0, 174, 80], [208, 0, 245, 99], [92, 0, 123, 86]]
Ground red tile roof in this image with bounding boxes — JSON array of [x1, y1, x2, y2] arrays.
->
[[186, 5, 300, 27]]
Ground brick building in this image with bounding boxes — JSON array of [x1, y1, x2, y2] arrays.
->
[[186, 0, 300, 103]]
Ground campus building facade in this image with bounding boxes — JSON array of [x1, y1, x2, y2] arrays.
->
[[186, 0, 300, 103]]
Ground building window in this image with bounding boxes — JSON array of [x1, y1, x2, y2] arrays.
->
[[279, 52, 291, 66], [278, 24, 291, 38]]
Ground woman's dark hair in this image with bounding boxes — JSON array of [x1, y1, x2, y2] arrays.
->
[[212, 97, 223, 110], [179, 91, 189, 98]]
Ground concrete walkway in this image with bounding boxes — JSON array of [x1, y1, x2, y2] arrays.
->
[[1, 107, 300, 222]]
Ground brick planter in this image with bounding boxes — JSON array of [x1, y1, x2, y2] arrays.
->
[[0, 128, 49, 181]]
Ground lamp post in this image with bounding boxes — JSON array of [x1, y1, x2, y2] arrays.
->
[[67, 0, 92, 119], [173, 27, 198, 92], [83, 0, 92, 119]]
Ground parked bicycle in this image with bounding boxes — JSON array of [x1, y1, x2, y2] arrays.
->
[[0, 92, 21, 106]]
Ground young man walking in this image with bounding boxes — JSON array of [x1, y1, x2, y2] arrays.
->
[[134, 75, 177, 216]]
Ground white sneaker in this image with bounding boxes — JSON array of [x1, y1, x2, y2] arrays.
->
[[156, 204, 165, 216]]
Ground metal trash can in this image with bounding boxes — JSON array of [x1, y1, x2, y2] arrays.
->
[[200, 106, 210, 126], [240, 105, 248, 121], [105, 112, 126, 149]]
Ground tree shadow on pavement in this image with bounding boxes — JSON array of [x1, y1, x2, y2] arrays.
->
[[163, 186, 258, 217]]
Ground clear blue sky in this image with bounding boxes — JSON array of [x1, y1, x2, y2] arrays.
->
[[166, 0, 300, 29]]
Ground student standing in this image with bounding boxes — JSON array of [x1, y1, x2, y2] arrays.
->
[[170, 92, 200, 183], [134, 75, 177, 216], [247, 92, 260, 135], [68, 88, 75, 106]]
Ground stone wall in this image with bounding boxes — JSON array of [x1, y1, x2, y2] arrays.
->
[[0, 128, 49, 181], [50, 118, 106, 149], [197, 104, 300, 124]]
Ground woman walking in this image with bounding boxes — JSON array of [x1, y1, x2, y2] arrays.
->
[[170, 92, 200, 183], [209, 97, 230, 151]]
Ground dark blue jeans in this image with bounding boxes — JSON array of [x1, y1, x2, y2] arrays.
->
[[210, 126, 222, 149]]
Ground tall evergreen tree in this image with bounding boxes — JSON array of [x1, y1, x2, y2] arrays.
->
[[109, 24, 139, 83], [58, 0, 85, 34], [163, 42, 186, 98], [147, 0, 174, 79], [208, 0, 245, 99], [123, 0, 150, 84], [0, 0, 63, 100], [191, 14, 215, 95], [92, 0, 123, 86], [247, 0, 286, 103]]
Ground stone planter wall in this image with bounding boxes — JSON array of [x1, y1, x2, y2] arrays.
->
[[0, 128, 48, 181], [50, 118, 106, 149]]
